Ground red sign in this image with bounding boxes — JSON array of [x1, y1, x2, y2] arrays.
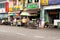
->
[[5, 2, 9, 12]]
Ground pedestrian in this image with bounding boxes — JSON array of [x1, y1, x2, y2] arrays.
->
[[13, 18, 16, 26], [2, 20, 5, 24], [26, 17, 30, 27], [22, 17, 27, 26], [10, 20, 13, 26]]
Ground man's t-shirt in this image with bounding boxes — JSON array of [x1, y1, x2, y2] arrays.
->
[[22, 18, 27, 23]]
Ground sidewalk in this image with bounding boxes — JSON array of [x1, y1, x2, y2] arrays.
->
[[0, 25, 60, 32]]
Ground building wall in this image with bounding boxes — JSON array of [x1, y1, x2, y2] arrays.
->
[[0, 0, 7, 2], [0, 1, 7, 13], [0, 0, 8, 19], [44, 5, 60, 10], [9, 0, 24, 12]]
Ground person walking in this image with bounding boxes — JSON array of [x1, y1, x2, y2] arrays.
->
[[2, 20, 5, 24], [22, 17, 27, 26]]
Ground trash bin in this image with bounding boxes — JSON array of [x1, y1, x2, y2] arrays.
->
[[57, 22, 60, 29]]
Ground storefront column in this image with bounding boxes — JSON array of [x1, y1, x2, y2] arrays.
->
[[40, 8, 45, 29], [59, 12, 60, 19], [45, 12, 49, 22], [17, 0, 18, 6], [25, 0, 28, 7]]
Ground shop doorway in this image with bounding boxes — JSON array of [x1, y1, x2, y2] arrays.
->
[[45, 9, 59, 24]]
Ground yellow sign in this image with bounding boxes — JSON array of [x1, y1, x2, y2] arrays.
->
[[41, 0, 48, 5], [14, 5, 21, 10], [15, 5, 20, 9], [9, 7, 13, 12]]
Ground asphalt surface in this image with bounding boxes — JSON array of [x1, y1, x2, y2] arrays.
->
[[0, 25, 60, 40]]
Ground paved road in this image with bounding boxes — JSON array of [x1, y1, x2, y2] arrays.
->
[[0, 25, 60, 40]]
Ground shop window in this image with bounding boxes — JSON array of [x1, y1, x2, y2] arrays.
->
[[28, 0, 32, 3], [35, 0, 39, 3], [0, 3, 5, 8]]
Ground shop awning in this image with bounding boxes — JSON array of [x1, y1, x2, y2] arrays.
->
[[8, 12, 19, 16], [30, 14, 38, 16], [8, 13, 16, 16], [20, 12, 30, 16], [8, 13, 20, 16]]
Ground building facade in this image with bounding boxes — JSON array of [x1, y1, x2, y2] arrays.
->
[[24, 0, 42, 28], [1, 0, 60, 28], [8, 0, 24, 22], [41, 0, 60, 28], [0, 0, 9, 20]]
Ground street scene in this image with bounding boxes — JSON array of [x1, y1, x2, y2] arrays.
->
[[0, 0, 60, 40]]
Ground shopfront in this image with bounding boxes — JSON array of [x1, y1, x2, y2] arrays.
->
[[0, 13, 8, 20], [40, 0, 60, 28], [26, 10, 40, 20], [44, 8, 60, 28], [43, 5, 60, 28], [26, 3, 40, 19], [45, 0, 60, 23], [45, 9, 59, 24], [24, 3, 40, 28], [8, 12, 20, 25]]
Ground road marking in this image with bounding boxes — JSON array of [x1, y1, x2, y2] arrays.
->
[[16, 33, 26, 36], [34, 36, 45, 38]]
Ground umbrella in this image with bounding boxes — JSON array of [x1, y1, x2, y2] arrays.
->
[[8, 13, 16, 16], [20, 12, 30, 16]]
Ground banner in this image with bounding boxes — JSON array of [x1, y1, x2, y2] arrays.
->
[[5, 2, 9, 12], [48, 0, 60, 5], [27, 4, 39, 9], [9, 7, 13, 12]]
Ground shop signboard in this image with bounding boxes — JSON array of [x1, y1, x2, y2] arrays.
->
[[9, 7, 13, 12], [9, 6, 21, 12], [48, 0, 60, 5], [41, 0, 48, 5], [27, 3, 39, 9], [5, 2, 9, 12], [41, 0, 60, 5]]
